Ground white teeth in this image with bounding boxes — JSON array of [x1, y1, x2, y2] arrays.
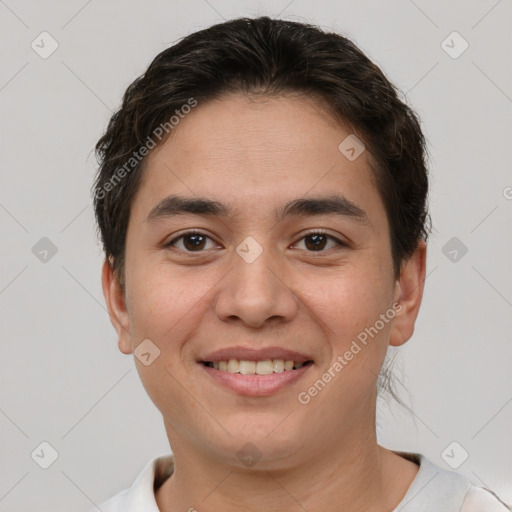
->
[[227, 359, 239, 373], [273, 359, 284, 373], [255, 360, 273, 375], [209, 359, 307, 374], [239, 360, 256, 375]]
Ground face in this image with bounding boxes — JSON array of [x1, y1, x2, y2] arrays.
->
[[103, 93, 426, 469]]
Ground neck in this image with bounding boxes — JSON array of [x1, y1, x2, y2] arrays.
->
[[156, 418, 418, 511], [156, 388, 418, 512]]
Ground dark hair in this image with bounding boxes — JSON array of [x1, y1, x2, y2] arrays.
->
[[92, 15, 431, 291]]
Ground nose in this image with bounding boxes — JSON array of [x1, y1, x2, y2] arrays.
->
[[213, 242, 299, 329]]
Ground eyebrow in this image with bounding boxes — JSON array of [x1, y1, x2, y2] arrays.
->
[[145, 194, 371, 227]]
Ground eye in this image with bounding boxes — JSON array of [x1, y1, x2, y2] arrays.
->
[[292, 231, 347, 252], [165, 230, 218, 252], [164, 229, 347, 253]]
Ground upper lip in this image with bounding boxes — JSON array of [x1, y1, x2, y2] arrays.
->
[[200, 346, 313, 364]]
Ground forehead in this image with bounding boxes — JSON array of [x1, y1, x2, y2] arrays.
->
[[131, 93, 385, 227]]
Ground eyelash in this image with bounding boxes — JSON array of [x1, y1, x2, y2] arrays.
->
[[164, 229, 347, 253]]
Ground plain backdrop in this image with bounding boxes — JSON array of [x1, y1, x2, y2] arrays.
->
[[0, 1, 511, 510]]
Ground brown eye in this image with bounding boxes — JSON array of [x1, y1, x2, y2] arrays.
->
[[294, 232, 346, 252], [166, 231, 216, 252]]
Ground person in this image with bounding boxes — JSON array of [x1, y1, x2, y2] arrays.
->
[[89, 16, 509, 512]]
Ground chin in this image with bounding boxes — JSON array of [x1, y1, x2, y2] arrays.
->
[[208, 421, 308, 469]]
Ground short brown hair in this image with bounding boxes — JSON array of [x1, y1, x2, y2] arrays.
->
[[92, 16, 431, 290]]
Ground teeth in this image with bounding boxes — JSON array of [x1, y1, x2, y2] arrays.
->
[[208, 359, 308, 374], [256, 360, 273, 375], [227, 359, 239, 373], [239, 360, 256, 375], [273, 359, 284, 373]]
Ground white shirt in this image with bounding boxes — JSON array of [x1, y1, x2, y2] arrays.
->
[[89, 452, 510, 511]]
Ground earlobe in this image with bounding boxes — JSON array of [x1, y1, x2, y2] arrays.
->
[[101, 259, 133, 355], [389, 240, 427, 347]]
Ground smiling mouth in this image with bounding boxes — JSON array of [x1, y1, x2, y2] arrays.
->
[[202, 359, 314, 375]]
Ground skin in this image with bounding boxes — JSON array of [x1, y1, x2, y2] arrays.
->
[[102, 93, 427, 512]]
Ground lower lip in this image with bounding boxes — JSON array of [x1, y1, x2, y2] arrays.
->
[[200, 363, 313, 397]]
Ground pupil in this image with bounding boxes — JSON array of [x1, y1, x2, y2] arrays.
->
[[185, 234, 205, 251], [306, 234, 326, 251]]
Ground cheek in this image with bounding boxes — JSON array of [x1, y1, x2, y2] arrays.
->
[[305, 264, 391, 343], [128, 261, 209, 337], [125, 266, 209, 417], [125, 262, 224, 403], [301, 271, 394, 414], [304, 266, 394, 405]]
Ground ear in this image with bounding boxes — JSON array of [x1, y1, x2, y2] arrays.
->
[[101, 259, 133, 355], [389, 239, 427, 347]]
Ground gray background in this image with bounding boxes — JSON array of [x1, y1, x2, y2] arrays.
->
[[0, 0, 511, 510]]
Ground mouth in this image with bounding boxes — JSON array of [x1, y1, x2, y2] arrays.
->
[[197, 346, 315, 396], [201, 359, 314, 374]]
